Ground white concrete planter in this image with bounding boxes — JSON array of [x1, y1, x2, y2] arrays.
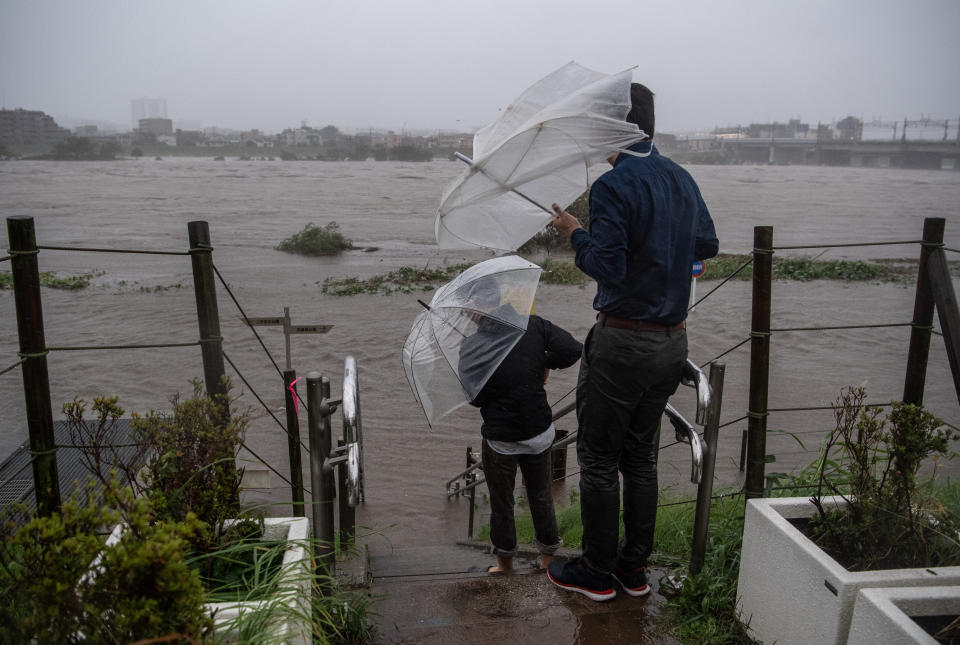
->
[[736, 496, 960, 645], [847, 586, 960, 645], [105, 516, 311, 644], [205, 517, 312, 645]]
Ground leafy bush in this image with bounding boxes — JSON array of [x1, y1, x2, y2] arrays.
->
[[65, 383, 249, 556], [0, 482, 213, 643], [807, 386, 960, 571], [58, 389, 378, 642], [276, 222, 353, 256]]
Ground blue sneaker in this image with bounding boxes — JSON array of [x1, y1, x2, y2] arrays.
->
[[612, 564, 651, 597], [547, 557, 616, 602]]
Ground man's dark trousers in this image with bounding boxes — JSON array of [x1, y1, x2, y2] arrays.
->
[[576, 323, 687, 575]]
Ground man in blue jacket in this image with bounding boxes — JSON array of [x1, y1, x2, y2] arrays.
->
[[465, 305, 582, 574], [547, 83, 719, 600]]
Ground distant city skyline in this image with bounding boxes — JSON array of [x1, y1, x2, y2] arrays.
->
[[38, 106, 960, 143], [2, 1, 958, 137]]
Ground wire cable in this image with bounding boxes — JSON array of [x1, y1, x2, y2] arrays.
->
[[772, 240, 922, 250], [212, 264, 284, 377], [691, 257, 753, 309], [36, 245, 189, 256], [213, 264, 311, 410], [771, 323, 912, 333], [0, 358, 26, 378], [222, 351, 312, 458], [48, 342, 200, 352]]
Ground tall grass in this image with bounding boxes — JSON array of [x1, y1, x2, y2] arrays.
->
[[194, 537, 376, 644]]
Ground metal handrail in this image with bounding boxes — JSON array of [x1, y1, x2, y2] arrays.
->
[[681, 359, 712, 425], [445, 360, 710, 494], [342, 356, 364, 504], [664, 403, 704, 484]]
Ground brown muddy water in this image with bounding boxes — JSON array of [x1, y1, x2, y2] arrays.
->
[[2, 158, 959, 552]]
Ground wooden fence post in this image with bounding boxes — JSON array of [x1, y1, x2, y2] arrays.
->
[[903, 217, 944, 405], [746, 226, 773, 500], [7, 216, 61, 516]]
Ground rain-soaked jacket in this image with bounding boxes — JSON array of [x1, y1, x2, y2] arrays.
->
[[470, 315, 582, 443]]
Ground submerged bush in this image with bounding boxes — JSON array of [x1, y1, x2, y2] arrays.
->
[[276, 222, 353, 255]]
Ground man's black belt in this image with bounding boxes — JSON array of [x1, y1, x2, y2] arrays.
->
[[597, 313, 685, 332]]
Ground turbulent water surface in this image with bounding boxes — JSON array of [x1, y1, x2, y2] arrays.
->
[[2, 158, 959, 547]]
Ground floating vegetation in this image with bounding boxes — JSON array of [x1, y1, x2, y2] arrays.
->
[[0, 270, 103, 291], [701, 254, 934, 283], [137, 282, 185, 293], [276, 222, 352, 256], [320, 263, 472, 296]]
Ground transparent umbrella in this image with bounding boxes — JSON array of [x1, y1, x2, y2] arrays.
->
[[436, 61, 646, 252], [402, 255, 542, 426]]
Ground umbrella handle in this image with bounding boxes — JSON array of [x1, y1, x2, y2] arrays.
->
[[454, 152, 553, 215]]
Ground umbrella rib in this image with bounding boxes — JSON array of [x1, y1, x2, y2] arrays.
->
[[423, 310, 472, 394], [457, 153, 552, 215]]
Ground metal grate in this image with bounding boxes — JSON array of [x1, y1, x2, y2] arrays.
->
[[0, 419, 144, 519], [0, 479, 32, 506]]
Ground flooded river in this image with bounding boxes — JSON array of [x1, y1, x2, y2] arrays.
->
[[2, 158, 959, 548]]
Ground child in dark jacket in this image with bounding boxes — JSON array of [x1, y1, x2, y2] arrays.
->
[[468, 314, 582, 572]]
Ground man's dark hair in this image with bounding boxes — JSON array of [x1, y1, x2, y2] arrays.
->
[[626, 83, 655, 139]]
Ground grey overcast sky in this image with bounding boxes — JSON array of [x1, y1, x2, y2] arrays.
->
[[1, 0, 958, 134]]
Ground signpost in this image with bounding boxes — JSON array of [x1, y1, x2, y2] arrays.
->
[[690, 260, 706, 313], [243, 307, 333, 370], [244, 307, 333, 515]]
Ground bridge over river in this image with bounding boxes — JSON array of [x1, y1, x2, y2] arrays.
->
[[719, 137, 960, 170]]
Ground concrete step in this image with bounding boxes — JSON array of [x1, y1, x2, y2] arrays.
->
[[363, 543, 680, 645]]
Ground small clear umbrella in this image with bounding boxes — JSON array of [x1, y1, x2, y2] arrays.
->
[[402, 255, 542, 426], [436, 61, 646, 252]]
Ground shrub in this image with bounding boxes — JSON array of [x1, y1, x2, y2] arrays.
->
[[0, 482, 213, 643], [807, 386, 960, 571], [276, 222, 353, 256], [52, 388, 378, 643]]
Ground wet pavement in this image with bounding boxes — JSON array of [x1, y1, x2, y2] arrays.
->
[[361, 543, 680, 645]]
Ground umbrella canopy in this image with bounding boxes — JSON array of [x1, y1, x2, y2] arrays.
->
[[436, 61, 646, 252], [402, 255, 542, 426]]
